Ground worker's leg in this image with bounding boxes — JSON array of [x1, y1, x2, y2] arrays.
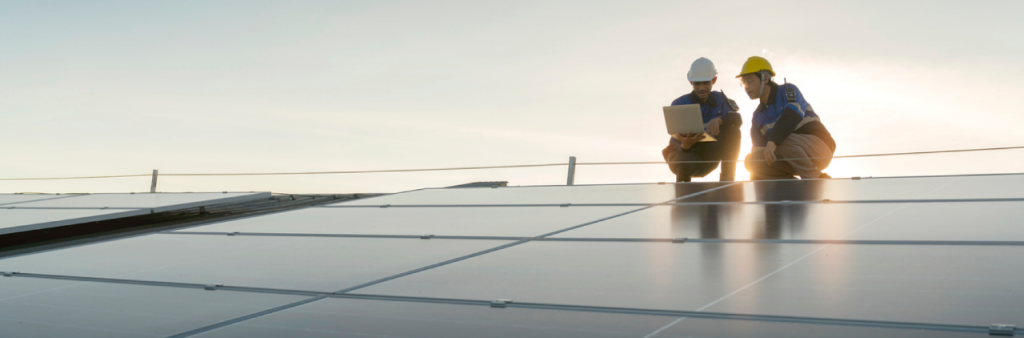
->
[[715, 112, 743, 182], [673, 143, 719, 182], [745, 149, 798, 180], [774, 134, 834, 179]]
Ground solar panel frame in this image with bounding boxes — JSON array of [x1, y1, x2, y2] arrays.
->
[[0, 192, 271, 236]]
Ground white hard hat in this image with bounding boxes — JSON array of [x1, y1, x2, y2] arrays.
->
[[687, 57, 718, 82]]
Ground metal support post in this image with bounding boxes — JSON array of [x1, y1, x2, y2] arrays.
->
[[150, 170, 159, 193], [566, 156, 576, 186]]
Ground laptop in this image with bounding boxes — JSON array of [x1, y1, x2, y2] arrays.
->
[[663, 104, 716, 142]]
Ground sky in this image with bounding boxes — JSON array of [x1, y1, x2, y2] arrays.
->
[[2, 0, 1023, 194]]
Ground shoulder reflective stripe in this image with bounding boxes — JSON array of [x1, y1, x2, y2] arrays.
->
[[786, 103, 806, 117]]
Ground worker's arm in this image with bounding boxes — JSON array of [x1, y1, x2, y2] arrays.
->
[[706, 118, 722, 136], [710, 99, 743, 136], [763, 141, 778, 165], [766, 105, 804, 146], [721, 109, 742, 127]]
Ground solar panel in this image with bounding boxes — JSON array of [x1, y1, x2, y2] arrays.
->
[[0, 277, 305, 337], [0, 192, 270, 236], [354, 241, 824, 310], [176, 206, 638, 237], [341, 182, 729, 206], [697, 244, 1024, 326], [1, 175, 1021, 337], [0, 194, 75, 206], [6, 192, 270, 212], [186, 297, 674, 338], [848, 201, 1024, 240], [549, 203, 905, 240], [671, 175, 1024, 203], [0, 208, 148, 235], [0, 235, 509, 292], [185, 298, 981, 338]]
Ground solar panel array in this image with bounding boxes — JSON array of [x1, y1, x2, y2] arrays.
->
[[1, 175, 1022, 337], [0, 192, 270, 235]]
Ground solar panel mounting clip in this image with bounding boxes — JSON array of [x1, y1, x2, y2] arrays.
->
[[380, 204, 391, 208], [420, 234, 435, 240], [490, 299, 513, 308], [204, 284, 224, 291], [672, 238, 687, 243], [1, 271, 15, 277], [852, 176, 861, 180], [989, 323, 1016, 336], [560, 203, 571, 207]]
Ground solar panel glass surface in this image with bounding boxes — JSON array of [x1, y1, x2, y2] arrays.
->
[[0, 277, 305, 338], [338, 182, 728, 206], [10, 192, 269, 212], [844, 201, 1024, 241], [926, 174, 1024, 199], [0, 235, 510, 292], [698, 244, 1024, 326], [186, 297, 985, 338], [354, 241, 823, 311], [674, 176, 987, 203], [0, 194, 73, 206], [189, 297, 676, 338], [549, 203, 905, 240], [179, 206, 638, 237], [648, 316, 984, 338]]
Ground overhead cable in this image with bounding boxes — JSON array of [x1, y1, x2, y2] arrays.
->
[[1, 145, 1022, 181]]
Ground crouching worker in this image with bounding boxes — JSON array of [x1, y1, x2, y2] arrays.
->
[[662, 57, 743, 182], [737, 56, 836, 180]]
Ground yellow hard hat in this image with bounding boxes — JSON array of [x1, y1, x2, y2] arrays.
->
[[736, 56, 775, 78]]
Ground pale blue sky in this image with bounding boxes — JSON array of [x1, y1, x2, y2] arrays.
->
[[2, 1, 1023, 193]]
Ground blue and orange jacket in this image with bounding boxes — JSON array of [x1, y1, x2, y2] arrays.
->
[[750, 82, 835, 150]]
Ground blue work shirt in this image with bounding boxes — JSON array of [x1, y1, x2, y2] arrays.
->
[[670, 90, 737, 125], [750, 82, 833, 149]]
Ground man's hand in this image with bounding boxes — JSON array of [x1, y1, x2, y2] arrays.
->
[[706, 117, 722, 136], [763, 141, 778, 166], [672, 132, 706, 150]]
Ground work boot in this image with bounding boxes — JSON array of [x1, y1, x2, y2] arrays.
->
[[676, 173, 691, 183], [819, 172, 831, 179]]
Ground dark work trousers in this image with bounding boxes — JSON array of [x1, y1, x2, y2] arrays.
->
[[662, 112, 742, 183]]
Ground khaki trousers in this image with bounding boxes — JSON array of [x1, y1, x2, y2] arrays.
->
[[745, 134, 834, 180]]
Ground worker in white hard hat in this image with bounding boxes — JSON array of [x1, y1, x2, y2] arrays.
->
[[737, 56, 835, 180], [662, 57, 743, 182]]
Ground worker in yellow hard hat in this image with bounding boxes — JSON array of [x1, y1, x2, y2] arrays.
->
[[737, 56, 835, 180]]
